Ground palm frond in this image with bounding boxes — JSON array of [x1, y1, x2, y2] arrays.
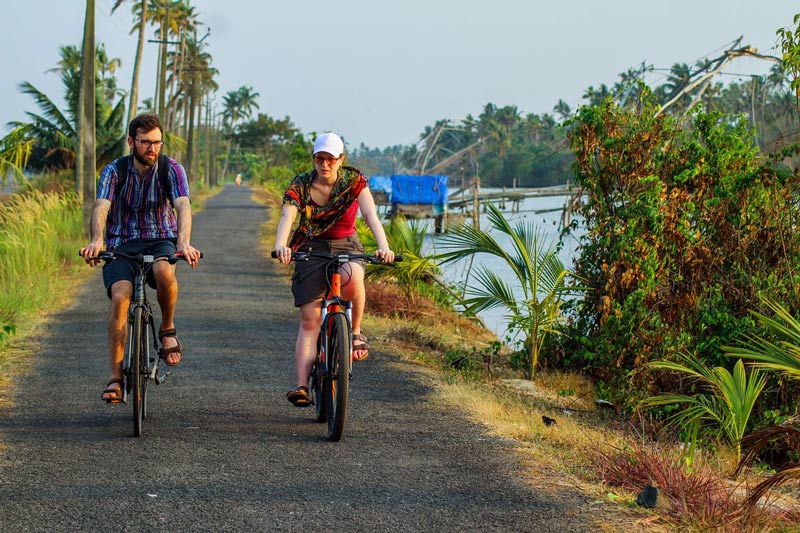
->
[[724, 297, 800, 380], [462, 265, 519, 315], [17, 82, 74, 137]]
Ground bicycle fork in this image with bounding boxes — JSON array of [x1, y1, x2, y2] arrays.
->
[[319, 300, 354, 377]]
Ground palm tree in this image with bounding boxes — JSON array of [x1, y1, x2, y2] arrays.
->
[[0, 127, 33, 186], [221, 89, 242, 178], [220, 86, 259, 178], [10, 45, 126, 173], [237, 86, 261, 121], [180, 34, 216, 183], [640, 353, 766, 462], [437, 202, 574, 378], [164, 1, 198, 133], [553, 99, 572, 122], [356, 216, 441, 301], [582, 84, 610, 106], [78, 0, 97, 234]]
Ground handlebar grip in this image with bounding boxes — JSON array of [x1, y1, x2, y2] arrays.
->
[[271, 251, 278, 258], [394, 255, 404, 262], [168, 251, 203, 264]]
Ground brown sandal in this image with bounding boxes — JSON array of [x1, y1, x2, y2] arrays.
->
[[102, 378, 124, 403], [352, 333, 370, 361], [287, 386, 311, 407], [159, 328, 183, 366]]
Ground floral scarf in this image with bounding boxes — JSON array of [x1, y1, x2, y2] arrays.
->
[[283, 166, 367, 250]]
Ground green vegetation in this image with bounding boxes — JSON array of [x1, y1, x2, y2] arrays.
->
[[641, 354, 766, 462], [555, 95, 800, 411], [356, 215, 442, 303], [8, 43, 126, 173], [0, 191, 83, 346]]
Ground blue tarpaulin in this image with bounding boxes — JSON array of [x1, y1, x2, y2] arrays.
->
[[368, 176, 392, 195], [390, 174, 448, 205]]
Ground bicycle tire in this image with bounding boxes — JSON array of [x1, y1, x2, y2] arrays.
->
[[324, 312, 351, 441], [141, 317, 152, 421], [131, 306, 145, 437], [311, 360, 326, 423]]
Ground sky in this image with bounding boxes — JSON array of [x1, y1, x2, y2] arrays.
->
[[0, 1, 797, 149]]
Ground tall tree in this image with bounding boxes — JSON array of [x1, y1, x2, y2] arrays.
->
[[77, 0, 96, 236], [221, 86, 260, 178]]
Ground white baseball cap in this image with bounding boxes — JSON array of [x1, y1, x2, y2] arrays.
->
[[312, 132, 344, 157]]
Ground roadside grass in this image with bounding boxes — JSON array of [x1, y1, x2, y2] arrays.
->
[[0, 190, 85, 343]]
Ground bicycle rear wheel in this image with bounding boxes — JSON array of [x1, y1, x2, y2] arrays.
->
[[131, 307, 145, 437], [310, 359, 326, 423], [323, 312, 351, 441]]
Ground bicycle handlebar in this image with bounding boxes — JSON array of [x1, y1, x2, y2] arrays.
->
[[271, 249, 403, 265], [79, 250, 203, 264]]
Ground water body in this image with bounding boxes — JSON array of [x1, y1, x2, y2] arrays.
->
[[424, 190, 584, 342]]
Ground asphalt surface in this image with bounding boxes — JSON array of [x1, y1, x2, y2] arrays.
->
[[0, 184, 593, 532]]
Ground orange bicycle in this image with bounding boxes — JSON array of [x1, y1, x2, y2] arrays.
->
[[273, 249, 401, 441]]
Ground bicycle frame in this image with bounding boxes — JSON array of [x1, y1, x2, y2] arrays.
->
[[318, 258, 354, 375], [124, 255, 161, 385]]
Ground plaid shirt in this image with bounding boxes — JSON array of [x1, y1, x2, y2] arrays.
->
[[97, 156, 190, 248], [283, 166, 367, 250]]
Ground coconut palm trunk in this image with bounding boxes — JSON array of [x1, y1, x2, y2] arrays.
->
[[77, 0, 96, 237], [127, 0, 146, 125]]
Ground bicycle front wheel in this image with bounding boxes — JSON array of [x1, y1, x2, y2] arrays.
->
[[324, 312, 351, 441], [131, 306, 145, 437]]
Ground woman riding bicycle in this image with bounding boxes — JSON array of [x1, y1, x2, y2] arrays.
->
[[272, 132, 395, 407]]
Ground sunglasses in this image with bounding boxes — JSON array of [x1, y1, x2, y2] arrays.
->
[[313, 154, 340, 165]]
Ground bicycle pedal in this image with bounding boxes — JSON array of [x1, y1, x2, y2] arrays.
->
[[155, 370, 172, 384]]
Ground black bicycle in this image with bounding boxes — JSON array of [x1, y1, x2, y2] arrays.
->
[[274, 249, 401, 441], [85, 250, 199, 436]]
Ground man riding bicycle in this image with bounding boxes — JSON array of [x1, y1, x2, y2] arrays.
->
[[79, 114, 201, 403]]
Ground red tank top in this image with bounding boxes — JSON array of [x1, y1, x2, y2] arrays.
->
[[312, 199, 359, 239]]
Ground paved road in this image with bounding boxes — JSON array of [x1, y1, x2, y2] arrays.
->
[[0, 184, 592, 532]]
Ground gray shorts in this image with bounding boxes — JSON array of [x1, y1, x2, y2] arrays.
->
[[102, 238, 177, 298], [291, 235, 365, 307]]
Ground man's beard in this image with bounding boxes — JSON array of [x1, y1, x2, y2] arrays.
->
[[133, 150, 157, 167]]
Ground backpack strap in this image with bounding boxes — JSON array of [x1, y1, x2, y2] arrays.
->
[[114, 153, 174, 206], [157, 154, 174, 205]]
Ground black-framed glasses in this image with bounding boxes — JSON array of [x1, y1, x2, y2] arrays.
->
[[313, 155, 339, 165], [135, 138, 164, 149]]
